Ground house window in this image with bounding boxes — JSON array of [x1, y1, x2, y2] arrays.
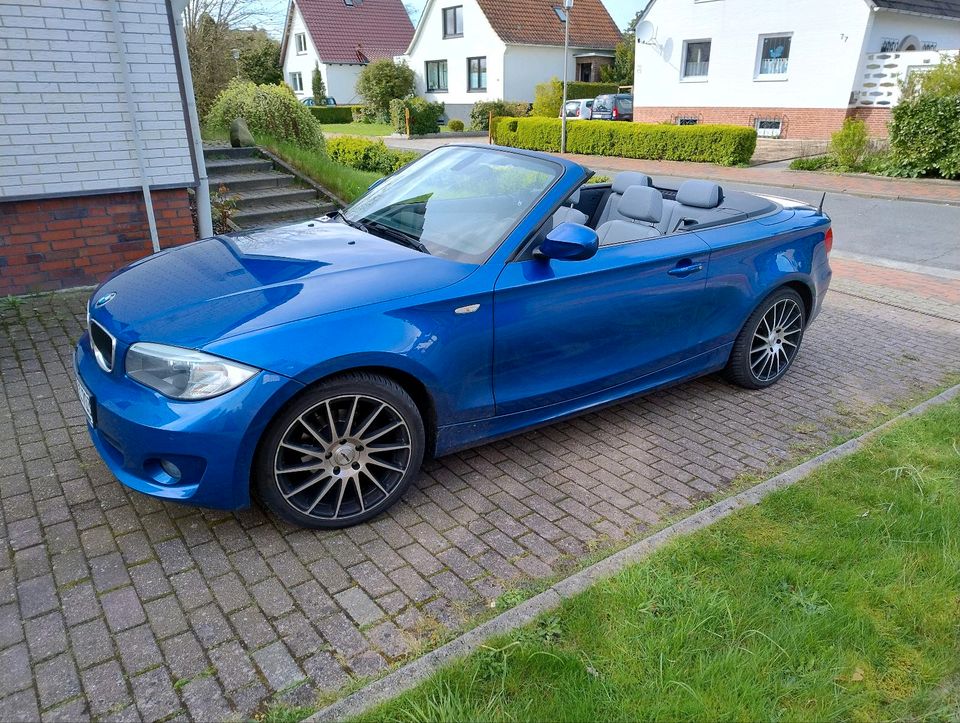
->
[[289, 72, 303, 92], [442, 6, 463, 37], [294, 33, 307, 54], [757, 34, 791, 77], [467, 56, 486, 91], [755, 118, 782, 138], [677, 117, 698, 125], [682, 40, 711, 78], [425, 60, 448, 91]]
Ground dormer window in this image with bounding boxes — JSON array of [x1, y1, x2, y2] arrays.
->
[[442, 6, 463, 38]]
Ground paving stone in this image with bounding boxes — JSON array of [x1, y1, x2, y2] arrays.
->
[[303, 651, 352, 692], [81, 660, 130, 717], [24, 610, 67, 662], [334, 586, 384, 626], [252, 641, 305, 691], [230, 607, 276, 649], [209, 640, 257, 692], [100, 587, 146, 633], [90, 552, 131, 593], [35, 652, 82, 709], [115, 624, 163, 676], [129, 561, 173, 601], [365, 620, 411, 660], [0, 603, 25, 648], [0, 643, 32, 696], [181, 676, 232, 721], [17, 573, 57, 619], [209, 571, 251, 613], [131, 667, 181, 722], [69, 617, 114, 669], [0, 688, 40, 722], [41, 696, 89, 722], [250, 577, 295, 618], [274, 612, 323, 659]]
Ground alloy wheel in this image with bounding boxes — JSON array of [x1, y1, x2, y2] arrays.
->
[[273, 394, 412, 521], [749, 298, 803, 382]]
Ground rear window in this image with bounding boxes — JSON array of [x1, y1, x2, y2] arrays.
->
[[594, 95, 613, 110], [617, 98, 632, 110]]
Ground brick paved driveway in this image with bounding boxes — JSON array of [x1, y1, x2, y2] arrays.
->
[[2, 275, 959, 721]]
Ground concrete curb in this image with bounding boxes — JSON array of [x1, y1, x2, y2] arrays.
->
[[306, 382, 960, 722]]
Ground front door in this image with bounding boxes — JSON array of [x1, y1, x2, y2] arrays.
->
[[492, 234, 711, 414]]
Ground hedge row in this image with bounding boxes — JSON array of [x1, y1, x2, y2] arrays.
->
[[532, 79, 620, 117], [388, 97, 445, 135], [469, 100, 531, 130], [491, 117, 757, 166], [326, 136, 420, 174], [889, 95, 960, 179], [308, 105, 362, 123]]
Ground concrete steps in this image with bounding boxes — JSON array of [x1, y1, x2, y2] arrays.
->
[[203, 144, 337, 229]]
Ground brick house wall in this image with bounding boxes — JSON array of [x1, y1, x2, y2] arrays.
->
[[632, 106, 893, 140], [0, 189, 195, 296], [0, 0, 199, 296]]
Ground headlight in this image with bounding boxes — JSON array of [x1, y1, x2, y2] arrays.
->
[[125, 343, 258, 400]]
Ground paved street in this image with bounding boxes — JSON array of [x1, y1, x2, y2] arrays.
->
[[1, 257, 959, 721]]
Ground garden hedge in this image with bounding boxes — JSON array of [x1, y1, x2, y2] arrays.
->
[[326, 136, 420, 174], [532, 79, 620, 117], [206, 79, 325, 150], [888, 95, 960, 179], [491, 117, 757, 166], [309, 105, 361, 123], [469, 100, 530, 130], [388, 97, 445, 135]]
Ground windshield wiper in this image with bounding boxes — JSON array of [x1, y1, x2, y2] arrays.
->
[[330, 208, 363, 231], [360, 219, 431, 255]]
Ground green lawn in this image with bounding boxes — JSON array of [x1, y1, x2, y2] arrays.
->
[[320, 122, 394, 137], [358, 398, 960, 722]]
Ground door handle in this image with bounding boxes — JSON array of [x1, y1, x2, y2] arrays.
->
[[668, 261, 704, 278]]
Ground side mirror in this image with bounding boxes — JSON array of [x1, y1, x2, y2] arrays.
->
[[538, 222, 598, 261]]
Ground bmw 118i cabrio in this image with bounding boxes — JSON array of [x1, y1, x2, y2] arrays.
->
[[76, 145, 832, 528]]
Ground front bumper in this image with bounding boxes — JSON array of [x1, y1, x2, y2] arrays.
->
[[75, 333, 303, 510]]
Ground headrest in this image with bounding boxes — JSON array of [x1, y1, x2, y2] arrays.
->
[[676, 180, 724, 208], [552, 205, 588, 227], [619, 185, 663, 223], [567, 187, 581, 205], [612, 171, 653, 195]]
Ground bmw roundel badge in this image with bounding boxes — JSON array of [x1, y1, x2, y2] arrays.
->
[[94, 292, 116, 308]]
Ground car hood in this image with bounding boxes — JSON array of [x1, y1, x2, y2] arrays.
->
[[91, 220, 476, 349]]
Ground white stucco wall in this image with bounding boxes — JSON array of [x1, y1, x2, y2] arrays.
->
[[634, 0, 875, 110], [319, 63, 362, 104], [402, 0, 506, 105], [503, 45, 576, 102], [282, 3, 319, 99], [866, 10, 960, 51], [0, 0, 194, 199]]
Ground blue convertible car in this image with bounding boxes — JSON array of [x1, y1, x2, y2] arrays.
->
[[76, 145, 832, 528]]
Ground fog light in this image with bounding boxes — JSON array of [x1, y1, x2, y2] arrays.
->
[[159, 459, 181, 481]]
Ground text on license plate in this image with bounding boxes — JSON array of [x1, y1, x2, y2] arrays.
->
[[76, 374, 94, 426]]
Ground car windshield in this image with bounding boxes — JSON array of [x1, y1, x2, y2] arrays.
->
[[343, 146, 561, 263]]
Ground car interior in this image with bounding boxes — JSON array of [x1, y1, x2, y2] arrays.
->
[[531, 171, 782, 254]]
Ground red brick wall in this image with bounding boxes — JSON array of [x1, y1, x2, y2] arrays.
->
[[632, 106, 892, 140], [0, 188, 196, 297]]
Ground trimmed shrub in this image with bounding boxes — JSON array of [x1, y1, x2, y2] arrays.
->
[[206, 79, 324, 150], [492, 117, 757, 166], [469, 100, 529, 130], [448, 119, 465, 132], [308, 105, 359, 123], [789, 155, 833, 171], [355, 59, 415, 122], [327, 136, 420, 174], [829, 119, 869, 170], [532, 79, 619, 117], [389, 97, 445, 135], [311, 63, 326, 103], [887, 94, 960, 179]]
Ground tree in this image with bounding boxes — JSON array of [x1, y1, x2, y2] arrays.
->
[[600, 15, 638, 86], [355, 60, 415, 122], [237, 29, 281, 86], [312, 63, 326, 101], [901, 53, 960, 100]]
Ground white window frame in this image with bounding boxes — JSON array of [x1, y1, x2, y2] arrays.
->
[[295, 33, 307, 55], [755, 32, 792, 81], [754, 118, 782, 138], [681, 39, 711, 81], [290, 71, 303, 92]]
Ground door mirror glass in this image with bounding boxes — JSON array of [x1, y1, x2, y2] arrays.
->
[[539, 222, 598, 261]]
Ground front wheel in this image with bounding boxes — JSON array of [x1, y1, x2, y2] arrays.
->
[[724, 288, 806, 390], [254, 373, 425, 529]]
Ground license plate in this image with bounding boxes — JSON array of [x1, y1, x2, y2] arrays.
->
[[76, 374, 95, 427]]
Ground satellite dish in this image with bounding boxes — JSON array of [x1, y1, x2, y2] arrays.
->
[[635, 21, 655, 44]]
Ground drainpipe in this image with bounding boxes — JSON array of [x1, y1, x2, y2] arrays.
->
[[110, 0, 161, 253], [170, 0, 213, 238]]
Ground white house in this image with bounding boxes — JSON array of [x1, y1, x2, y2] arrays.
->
[[0, 0, 209, 297], [400, 0, 623, 122], [280, 0, 414, 105], [633, 0, 960, 139]]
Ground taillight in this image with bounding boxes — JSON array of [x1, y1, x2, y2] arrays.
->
[[576, 108, 580, 117], [824, 227, 833, 254], [612, 106, 619, 119]]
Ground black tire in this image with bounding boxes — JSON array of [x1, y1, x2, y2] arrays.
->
[[724, 287, 806, 390], [254, 372, 425, 529]]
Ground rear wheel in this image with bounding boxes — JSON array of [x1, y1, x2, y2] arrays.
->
[[255, 373, 424, 529], [724, 288, 806, 389]]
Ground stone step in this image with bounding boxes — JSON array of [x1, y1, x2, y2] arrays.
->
[[203, 145, 259, 161], [209, 171, 295, 192], [205, 156, 274, 175], [232, 200, 337, 228], [226, 186, 319, 209]]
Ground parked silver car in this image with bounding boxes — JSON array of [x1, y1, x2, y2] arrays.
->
[[560, 98, 593, 119]]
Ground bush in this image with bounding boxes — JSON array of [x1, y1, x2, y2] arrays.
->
[[491, 117, 757, 166], [829, 119, 869, 170], [532, 79, 619, 117], [469, 100, 529, 130], [311, 63, 326, 103], [308, 105, 359, 123], [388, 96, 445, 135], [206, 79, 324, 149], [355, 59, 415, 123], [901, 53, 960, 101], [326, 136, 420, 174], [886, 95, 960, 178], [789, 155, 834, 171], [448, 119, 465, 132]]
